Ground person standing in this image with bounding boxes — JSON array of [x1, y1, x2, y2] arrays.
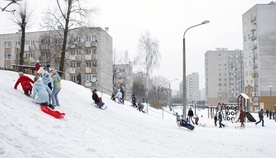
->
[[120, 87, 125, 105], [255, 109, 265, 127], [14, 72, 34, 97], [187, 108, 195, 124], [35, 60, 40, 72], [218, 112, 225, 128], [51, 70, 61, 106], [239, 107, 246, 128], [131, 94, 137, 107], [92, 89, 104, 108]]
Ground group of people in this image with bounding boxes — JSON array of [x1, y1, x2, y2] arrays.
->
[[110, 87, 125, 104], [14, 61, 62, 109], [213, 107, 266, 128]]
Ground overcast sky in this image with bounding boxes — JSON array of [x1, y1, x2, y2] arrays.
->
[[0, 0, 273, 90]]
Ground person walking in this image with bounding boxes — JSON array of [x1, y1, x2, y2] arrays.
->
[[239, 107, 246, 128], [255, 109, 265, 127], [14, 72, 34, 97], [187, 108, 195, 124], [51, 70, 61, 106], [214, 114, 218, 126], [92, 89, 105, 108], [218, 112, 225, 128]]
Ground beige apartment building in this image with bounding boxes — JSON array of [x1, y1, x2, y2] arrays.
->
[[205, 48, 243, 107], [242, 2, 276, 111], [0, 27, 113, 93]]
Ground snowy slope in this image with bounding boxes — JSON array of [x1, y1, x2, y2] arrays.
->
[[0, 70, 275, 158]]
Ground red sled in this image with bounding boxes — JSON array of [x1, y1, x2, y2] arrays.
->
[[99, 97, 102, 102], [40, 106, 65, 119]]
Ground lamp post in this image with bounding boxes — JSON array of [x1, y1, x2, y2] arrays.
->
[[269, 85, 272, 111], [182, 20, 209, 118], [169, 78, 178, 111]]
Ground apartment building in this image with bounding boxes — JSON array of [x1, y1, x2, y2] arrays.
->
[[113, 63, 133, 100], [187, 72, 199, 104], [242, 1, 276, 111], [205, 48, 243, 106], [0, 27, 113, 93]]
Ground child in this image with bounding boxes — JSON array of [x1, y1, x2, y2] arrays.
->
[[194, 115, 199, 125]]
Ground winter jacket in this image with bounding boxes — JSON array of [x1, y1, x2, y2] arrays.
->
[[35, 63, 40, 71], [188, 109, 194, 117], [239, 110, 246, 122], [42, 72, 53, 86], [52, 73, 61, 89], [218, 113, 223, 121], [114, 91, 122, 99], [258, 110, 264, 118], [14, 75, 34, 92], [92, 92, 100, 103], [32, 78, 52, 104]]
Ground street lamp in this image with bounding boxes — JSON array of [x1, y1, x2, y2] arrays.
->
[[269, 86, 272, 116], [169, 78, 178, 111], [182, 20, 209, 118]]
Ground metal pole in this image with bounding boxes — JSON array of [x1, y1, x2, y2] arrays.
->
[[270, 86, 272, 110], [182, 20, 210, 118]]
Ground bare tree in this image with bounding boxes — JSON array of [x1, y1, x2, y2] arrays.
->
[[11, 1, 34, 66], [134, 31, 161, 75], [42, 0, 97, 73]]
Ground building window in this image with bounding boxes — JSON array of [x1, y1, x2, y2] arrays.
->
[[5, 54, 11, 59], [4, 41, 11, 48]]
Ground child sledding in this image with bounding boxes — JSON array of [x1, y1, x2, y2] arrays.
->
[[175, 112, 195, 130]]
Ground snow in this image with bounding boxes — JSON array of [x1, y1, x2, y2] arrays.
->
[[0, 70, 275, 158]]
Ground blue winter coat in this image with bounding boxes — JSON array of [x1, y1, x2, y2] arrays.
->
[[42, 72, 52, 86], [114, 91, 122, 99], [32, 78, 52, 104]]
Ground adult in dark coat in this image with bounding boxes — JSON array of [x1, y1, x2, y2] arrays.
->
[[187, 108, 195, 124], [239, 107, 246, 127], [92, 89, 104, 108], [218, 112, 225, 128], [255, 109, 265, 127]]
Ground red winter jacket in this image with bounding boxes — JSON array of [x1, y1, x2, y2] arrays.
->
[[14, 75, 34, 92], [35, 63, 40, 71]]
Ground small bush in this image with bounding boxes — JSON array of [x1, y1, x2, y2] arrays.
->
[[149, 100, 165, 109]]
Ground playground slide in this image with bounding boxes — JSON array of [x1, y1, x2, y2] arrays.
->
[[245, 112, 256, 122]]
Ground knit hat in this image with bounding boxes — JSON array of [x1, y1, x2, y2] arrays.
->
[[92, 89, 97, 92], [19, 72, 24, 77]]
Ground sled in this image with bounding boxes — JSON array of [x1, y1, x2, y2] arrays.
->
[[176, 120, 195, 130], [95, 105, 107, 110], [40, 106, 65, 119], [245, 112, 256, 122]]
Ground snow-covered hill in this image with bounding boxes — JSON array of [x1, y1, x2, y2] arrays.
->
[[0, 70, 275, 158]]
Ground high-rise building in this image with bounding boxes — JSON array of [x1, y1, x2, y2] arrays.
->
[[242, 2, 276, 111], [187, 72, 199, 105], [205, 48, 243, 106]]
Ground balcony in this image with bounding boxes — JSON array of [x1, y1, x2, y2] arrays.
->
[[251, 35, 257, 41], [251, 44, 257, 50], [84, 41, 97, 47]]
